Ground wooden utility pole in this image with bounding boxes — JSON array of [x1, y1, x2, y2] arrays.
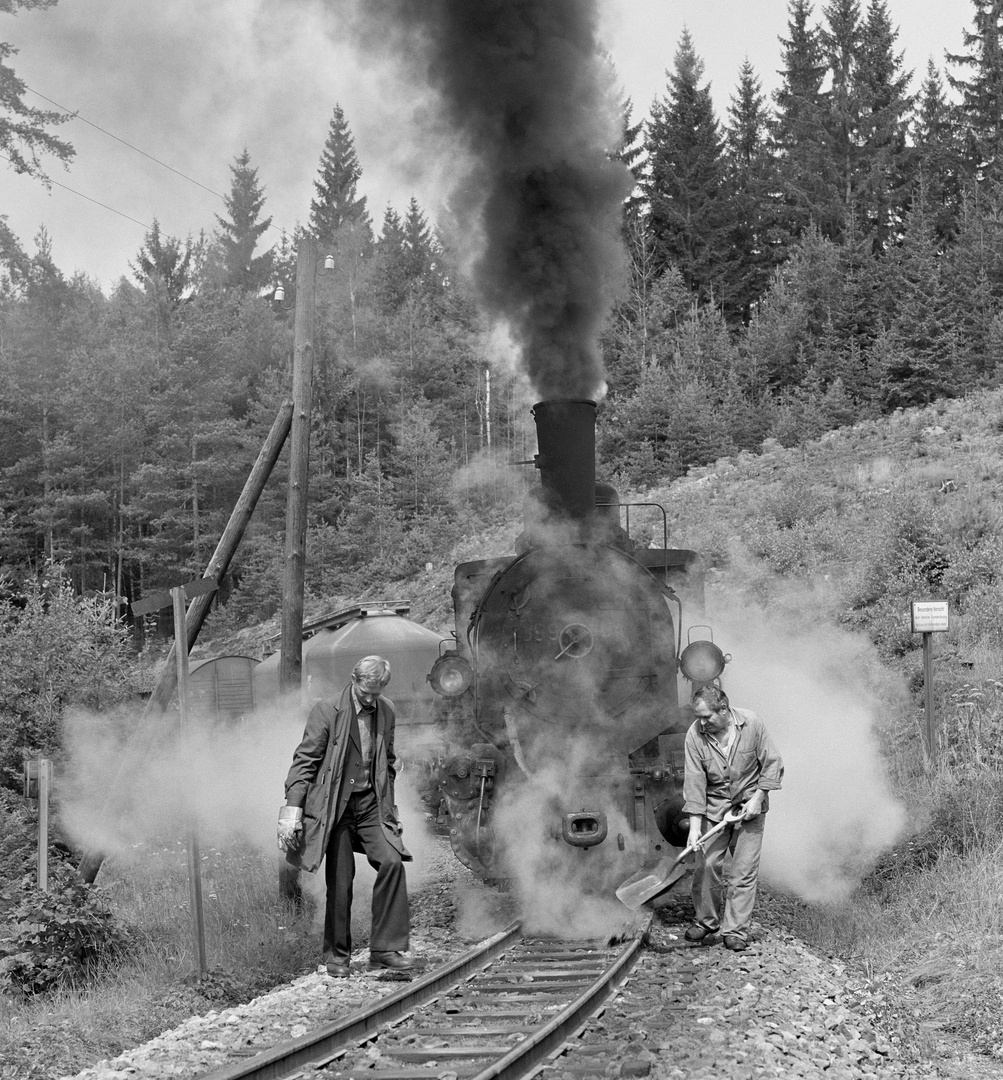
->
[[172, 585, 208, 979], [279, 237, 317, 694]]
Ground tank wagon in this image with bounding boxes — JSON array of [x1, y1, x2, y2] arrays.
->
[[254, 601, 446, 725], [423, 399, 727, 895], [188, 655, 260, 722]]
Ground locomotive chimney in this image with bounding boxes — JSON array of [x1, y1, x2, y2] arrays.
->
[[532, 399, 597, 521]]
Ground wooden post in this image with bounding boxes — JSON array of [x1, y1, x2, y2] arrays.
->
[[173, 585, 208, 979], [279, 237, 316, 694], [911, 600, 947, 766], [923, 631, 936, 760], [77, 401, 293, 884], [38, 758, 51, 892]]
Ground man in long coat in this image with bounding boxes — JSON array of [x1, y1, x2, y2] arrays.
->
[[277, 655, 412, 977]]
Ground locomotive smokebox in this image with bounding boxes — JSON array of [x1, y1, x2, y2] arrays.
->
[[531, 399, 597, 521]]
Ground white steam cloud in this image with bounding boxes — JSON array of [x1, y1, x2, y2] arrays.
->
[[57, 695, 435, 908], [708, 597, 908, 902]]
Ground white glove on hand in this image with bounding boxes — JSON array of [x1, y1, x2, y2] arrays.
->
[[277, 805, 303, 852]]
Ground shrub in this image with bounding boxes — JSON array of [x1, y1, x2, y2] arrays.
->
[[0, 867, 133, 996], [0, 576, 135, 796]]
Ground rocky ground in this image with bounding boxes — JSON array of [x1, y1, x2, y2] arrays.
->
[[52, 840, 997, 1080]]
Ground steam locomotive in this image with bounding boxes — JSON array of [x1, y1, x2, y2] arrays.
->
[[424, 399, 728, 896]]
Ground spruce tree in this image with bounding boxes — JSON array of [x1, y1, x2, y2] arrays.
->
[[852, 0, 914, 255], [722, 59, 782, 323], [402, 197, 438, 288], [371, 206, 408, 312], [947, 0, 1003, 186], [214, 148, 273, 293], [614, 95, 646, 222], [643, 29, 728, 302], [880, 201, 955, 407], [309, 105, 372, 249], [820, 0, 864, 238], [913, 61, 964, 244], [771, 0, 833, 239]]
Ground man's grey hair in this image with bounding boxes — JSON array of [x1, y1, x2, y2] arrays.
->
[[692, 684, 729, 711], [353, 655, 391, 688]]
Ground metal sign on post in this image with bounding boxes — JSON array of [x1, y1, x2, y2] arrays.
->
[[132, 576, 217, 979], [911, 600, 949, 761]]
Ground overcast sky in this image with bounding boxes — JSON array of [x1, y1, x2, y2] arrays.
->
[[3, 0, 974, 291]]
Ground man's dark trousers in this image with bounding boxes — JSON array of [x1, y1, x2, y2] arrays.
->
[[322, 788, 409, 964]]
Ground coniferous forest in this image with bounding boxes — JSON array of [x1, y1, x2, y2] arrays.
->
[[3, 0, 1003, 637]]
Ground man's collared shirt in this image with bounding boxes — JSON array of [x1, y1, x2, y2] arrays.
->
[[350, 686, 377, 792], [682, 707, 784, 821]]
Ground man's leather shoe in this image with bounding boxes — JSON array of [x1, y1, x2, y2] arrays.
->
[[324, 961, 350, 977], [369, 950, 413, 970], [684, 924, 712, 942], [723, 935, 748, 951]]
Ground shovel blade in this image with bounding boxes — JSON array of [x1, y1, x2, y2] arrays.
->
[[615, 853, 689, 911]]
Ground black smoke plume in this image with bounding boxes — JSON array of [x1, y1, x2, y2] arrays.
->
[[340, 0, 632, 400]]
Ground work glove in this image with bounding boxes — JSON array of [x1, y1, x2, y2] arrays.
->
[[277, 805, 303, 852]]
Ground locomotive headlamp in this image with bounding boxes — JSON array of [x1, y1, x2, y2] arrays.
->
[[428, 651, 473, 697], [679, 639, 729, 683]]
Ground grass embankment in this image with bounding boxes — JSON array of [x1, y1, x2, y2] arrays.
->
[[0, 840, 318, 1079], [654, 391, 1003, 1061], [5, 391, 1003, 1075]]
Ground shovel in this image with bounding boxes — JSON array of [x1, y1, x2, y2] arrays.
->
[[614, 806, 745, 911]]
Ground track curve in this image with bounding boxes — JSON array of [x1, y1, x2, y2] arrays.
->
[[195, 919, 651, 1080]]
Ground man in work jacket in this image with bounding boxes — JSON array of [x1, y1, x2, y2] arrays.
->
[[682, 684, 784, 952], [277, 654, 412, 977]]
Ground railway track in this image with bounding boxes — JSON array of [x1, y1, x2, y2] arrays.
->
[[196, 916, 652, 1080]]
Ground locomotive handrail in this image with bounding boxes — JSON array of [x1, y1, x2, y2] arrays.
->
[[601, 499, 669, 551]]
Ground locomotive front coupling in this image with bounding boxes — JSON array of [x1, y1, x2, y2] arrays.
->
[[561, 810, 608, 848]]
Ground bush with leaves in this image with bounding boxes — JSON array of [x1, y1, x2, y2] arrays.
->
[[0, 572, 135, 795], [0, 787, 37, 882], [0, 865, 133, 996]]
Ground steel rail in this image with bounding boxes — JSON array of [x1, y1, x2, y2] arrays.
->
[[196, 921, 521, 1080], [467, 926, 648, 1080]]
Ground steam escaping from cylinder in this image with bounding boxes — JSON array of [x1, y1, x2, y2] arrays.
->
[[338, 0, 632, 400]]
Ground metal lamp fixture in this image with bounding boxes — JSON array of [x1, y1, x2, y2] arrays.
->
[[428, 651, 474, 697]]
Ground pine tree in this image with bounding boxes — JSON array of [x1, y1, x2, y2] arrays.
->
[[771, 0, 833, 239], [0, 1, 74, 183], [643, 29, 728, 302], [309, 105, 372, 249], [214, 148, 273, 293], [947, 0, 1003, 186]]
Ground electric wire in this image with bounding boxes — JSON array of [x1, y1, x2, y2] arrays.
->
[[23, 85, 291, 239], [1, 153, 152, 231], [25, 85, 226, 202]]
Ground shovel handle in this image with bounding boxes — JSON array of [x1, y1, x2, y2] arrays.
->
[[688, 805, 745, 854]]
